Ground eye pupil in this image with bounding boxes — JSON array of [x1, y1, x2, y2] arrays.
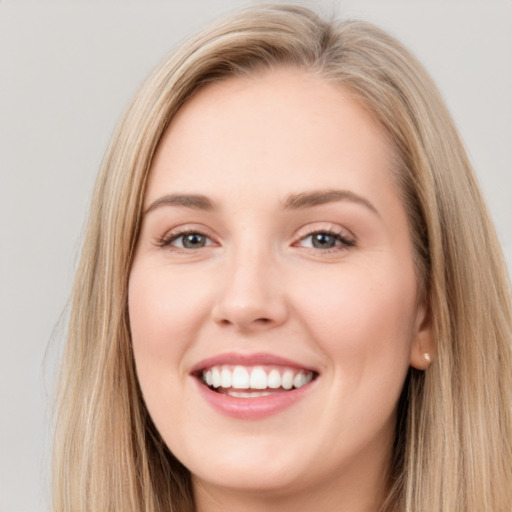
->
[[183, 233, 206, 248], [312, 233, 336, 249]]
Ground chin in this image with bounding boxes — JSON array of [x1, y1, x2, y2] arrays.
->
[[190, 459, 303, 495], [176, 435, 310, 494]]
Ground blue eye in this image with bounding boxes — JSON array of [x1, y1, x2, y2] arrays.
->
[[310, 232, 339, 249], [299, 230, 355, 250], [177, 233, 208, 248], [160, 231, 213, 249]]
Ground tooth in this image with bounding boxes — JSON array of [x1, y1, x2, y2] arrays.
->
[[282, 370, 294, 390], [231, 366, 250, 389], [267, 369, 281, 389], [220, 367, 232, 388], [304, 372, 313, 385], [293, 372, 307, 388], [228, 390, 272, 398], [204, 370, 213, 386], [249, 367, 268, 389], [211, 367, 221, 388]]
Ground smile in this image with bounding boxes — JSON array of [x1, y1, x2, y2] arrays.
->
[[191, 353, 319, 419], [202, 365, 315, 397]]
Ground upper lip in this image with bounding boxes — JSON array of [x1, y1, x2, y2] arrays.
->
[[190, 352, 319, 375]]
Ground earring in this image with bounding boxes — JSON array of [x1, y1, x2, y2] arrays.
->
[[424, 353, 432, 364]]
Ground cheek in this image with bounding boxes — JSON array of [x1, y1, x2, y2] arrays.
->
[[128, 262, 213, 397], [291, 260, 418, 457], [130, 263, 205, 344], [294, 260, 418, 380]]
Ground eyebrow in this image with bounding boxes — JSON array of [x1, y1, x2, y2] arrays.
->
[[144, 194, 215, 214], [144, 189, 379, 216], [282, 189, 380, 216]]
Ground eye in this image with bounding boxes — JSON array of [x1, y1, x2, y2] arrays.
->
[[158, 230, 214, 250], [296, 229, 355, 251]]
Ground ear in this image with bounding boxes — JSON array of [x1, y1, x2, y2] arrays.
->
[[409, 301, 434, 370]]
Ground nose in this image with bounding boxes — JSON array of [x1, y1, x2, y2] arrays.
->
[[211, 249, 288, 333]]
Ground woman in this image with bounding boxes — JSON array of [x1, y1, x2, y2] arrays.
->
[[53, 4, 512, 511]]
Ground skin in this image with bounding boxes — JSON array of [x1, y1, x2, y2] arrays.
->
[[129, 68, 432, 512]]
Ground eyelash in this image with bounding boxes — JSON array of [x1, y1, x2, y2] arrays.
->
[[296, 228, 356, 253], [157, 229, 213, 250], [156, 228, 356, 253]]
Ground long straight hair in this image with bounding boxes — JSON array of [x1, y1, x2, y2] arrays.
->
[[53, 4, 512, 511]]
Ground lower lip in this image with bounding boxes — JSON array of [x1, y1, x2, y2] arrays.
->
[[193, 378, 317, 420]]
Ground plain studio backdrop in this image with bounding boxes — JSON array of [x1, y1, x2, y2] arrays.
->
[[0, 1, 510, 511]]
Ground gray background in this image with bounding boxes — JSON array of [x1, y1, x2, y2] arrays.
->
[[1, 1, 510, 511]]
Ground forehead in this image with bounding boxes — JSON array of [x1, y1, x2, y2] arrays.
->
[[145, 67, 396, 207]]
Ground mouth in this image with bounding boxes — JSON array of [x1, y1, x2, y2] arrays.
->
[[198, 365, 317, 397], [191, 353, 319, 419]]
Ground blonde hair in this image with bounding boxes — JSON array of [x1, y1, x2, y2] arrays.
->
[[53, 4, 512, 511]]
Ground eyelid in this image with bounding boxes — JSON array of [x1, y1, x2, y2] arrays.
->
[[154, 222, 356, 253], [156, 224, 218, 249], [292, 223, 357, 252], [295, 223, 356, 241]]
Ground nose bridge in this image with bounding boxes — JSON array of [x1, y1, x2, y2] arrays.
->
[[212, 233, 287, 331]]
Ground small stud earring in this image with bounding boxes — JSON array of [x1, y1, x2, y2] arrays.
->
[[424, 353, 432, 363]]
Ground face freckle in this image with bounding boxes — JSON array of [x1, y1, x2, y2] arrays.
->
[[128, 67, 431, 506]]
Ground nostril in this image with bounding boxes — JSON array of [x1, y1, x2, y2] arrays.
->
[[219, 317, 271, 326], [214, 315, 276, 331]]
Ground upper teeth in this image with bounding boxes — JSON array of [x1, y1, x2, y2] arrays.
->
[[202, 365, 314, 390]]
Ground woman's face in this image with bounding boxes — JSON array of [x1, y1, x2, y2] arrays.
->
[[129, 68, 431, 504]]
